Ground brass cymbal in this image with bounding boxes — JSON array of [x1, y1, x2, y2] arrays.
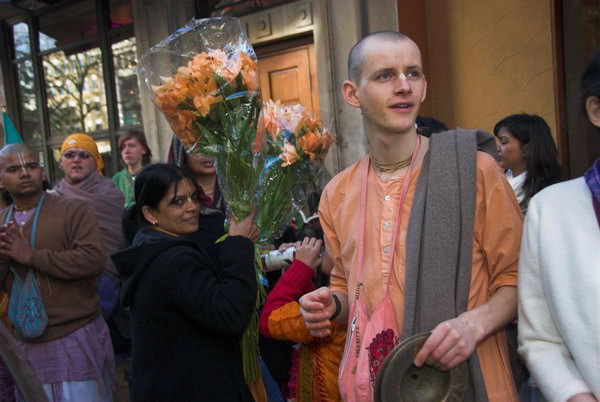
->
[[374, 332, 469, 402]]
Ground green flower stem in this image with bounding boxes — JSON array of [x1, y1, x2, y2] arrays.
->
[[193, 73, 264, 387], [256, 161, 316, 245]]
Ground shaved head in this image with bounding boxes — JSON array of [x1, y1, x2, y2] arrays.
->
[[0, 143, 36, 158], [0, 143, 44, 200], [348, 31, 413, 82], [0, 143, 37, 169]]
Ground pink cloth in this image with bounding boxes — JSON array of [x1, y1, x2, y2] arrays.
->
[[17, 315, 114, 400], [339, 148, 418, 401], [53, 172, 125, 282]]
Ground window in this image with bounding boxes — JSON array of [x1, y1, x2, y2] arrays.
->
[[11, 22, 42, 146], [6, 0, 140, 181], [42, 47, 109, 136], [112, 36, 141, 127]]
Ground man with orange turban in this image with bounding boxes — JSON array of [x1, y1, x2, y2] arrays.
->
[[58, 133, 105, 176], [53, 133, 125, 319], [53, 133, 130, 399]]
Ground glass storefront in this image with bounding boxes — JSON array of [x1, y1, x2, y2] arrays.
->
[[42, 48, 109, 136], [6, 0, 139, 180], [112, 37, 141, 128]]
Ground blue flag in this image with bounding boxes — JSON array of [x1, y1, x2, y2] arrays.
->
[[2, 110, 24, 144]]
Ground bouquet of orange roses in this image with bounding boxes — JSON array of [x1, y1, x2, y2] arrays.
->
[[139, 17, 263, 222], [138, 17, 265, 385], [256, 99, 334, 244]]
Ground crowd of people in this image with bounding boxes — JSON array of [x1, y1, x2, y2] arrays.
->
[[0, 30, 597, 402]]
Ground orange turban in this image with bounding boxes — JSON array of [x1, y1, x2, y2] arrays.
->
[[60, 133, 104, 172]]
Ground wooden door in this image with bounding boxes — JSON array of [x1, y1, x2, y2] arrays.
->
[[258, 44, 320, 116]]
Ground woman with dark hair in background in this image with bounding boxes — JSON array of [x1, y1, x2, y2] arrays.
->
[[112, 129, 152, 208], [494, 113, 562, 214], [112, 163, 258, 401], [518, 49, 600, 402]]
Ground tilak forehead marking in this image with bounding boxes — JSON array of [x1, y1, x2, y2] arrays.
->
[[16, 152, 27, 168]]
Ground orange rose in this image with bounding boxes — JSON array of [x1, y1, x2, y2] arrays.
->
[[241, 69, 259, 92], [239, 52, 258, 73], [262, 100, 281, 139], [168, 110, 199, 145], [193, 94, 223, 116], [298, 131, 321, 154], [151, 50, 260, 148], [253, 113, 266, 154], [281, 142, 300, 167], [298, 131, 319, 161]]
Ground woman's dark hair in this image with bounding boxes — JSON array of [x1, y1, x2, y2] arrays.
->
[[582, 48, 600, 134], [117, 129, 152, 165], [121, 163, 199, 244], [494, 114, 562, 208]]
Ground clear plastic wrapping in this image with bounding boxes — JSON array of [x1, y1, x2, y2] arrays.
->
[[256, 100, 335, 244], [138, 17, 266, 384], [138, 17, 263, 222]]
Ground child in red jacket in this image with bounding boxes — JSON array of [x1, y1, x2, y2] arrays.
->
[[259, 237, 346, 401]]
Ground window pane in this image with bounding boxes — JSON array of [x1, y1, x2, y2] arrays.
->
[[16, 60, 43, 144], [50, 145, 64, 183], [43, 47, 109, 136], [31, 148, 50, 184], [112, 37, 142, 127], [12, 22, 31, 59], [109, 0, 134, 27], [39, 0, 97, 52], [50, 138, 115, 181]]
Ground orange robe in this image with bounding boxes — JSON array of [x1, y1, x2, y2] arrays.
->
[[321, 152, 523, 402]]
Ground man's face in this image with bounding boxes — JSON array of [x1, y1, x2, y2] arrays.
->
[[0, 152, 44, 198], [347, 38, 427, 135], [59, 147, 97, 184]]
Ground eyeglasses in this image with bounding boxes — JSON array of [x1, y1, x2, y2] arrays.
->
[[63, 151, 92, 160]]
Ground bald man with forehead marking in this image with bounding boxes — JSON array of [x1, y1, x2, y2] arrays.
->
[[0, 144, 44, 209], [0, 143, 115, 401]]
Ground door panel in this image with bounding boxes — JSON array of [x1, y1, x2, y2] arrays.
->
[[258, 44, 319, 116]]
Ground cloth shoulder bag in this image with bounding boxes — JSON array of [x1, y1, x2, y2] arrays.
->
[[6, 193, 48, 340]]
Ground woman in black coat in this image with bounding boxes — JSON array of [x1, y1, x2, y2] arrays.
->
[[112, 164, 258, 402]]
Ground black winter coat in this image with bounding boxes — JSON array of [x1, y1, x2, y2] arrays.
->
[[112, 227, 256, 402]]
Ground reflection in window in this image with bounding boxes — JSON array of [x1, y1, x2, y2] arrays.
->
[[39, 0, 97, 53], [16, 60, 42, 144], [39, 32, 57, 52], [109, 0, 134, 27], [112, 37, 142, 127], [12, 23, 31, 60], [43, 47, 109, 136], [8, 0, 136, 183]]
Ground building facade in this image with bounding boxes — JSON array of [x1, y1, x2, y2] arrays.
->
[[0, 0, 598, 182]]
